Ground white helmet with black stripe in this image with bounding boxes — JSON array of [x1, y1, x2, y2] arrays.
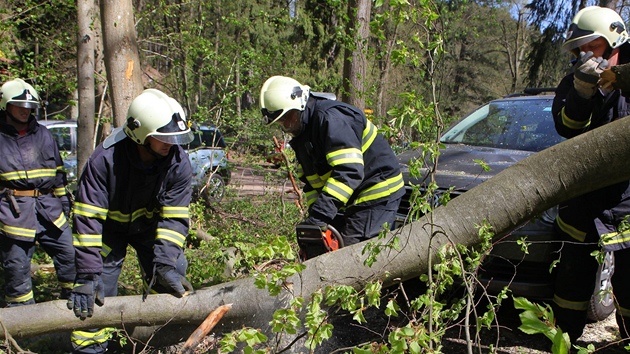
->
[[104, 89, 193, 148]]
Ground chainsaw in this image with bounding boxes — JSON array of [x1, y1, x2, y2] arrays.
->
[[295, 224, 344, 261]]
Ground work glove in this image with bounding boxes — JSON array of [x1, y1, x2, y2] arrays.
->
[[573, 51, 609, 99], [67, 273, 105, 320], [155, 263, 193, 297], [301, 217, 328, 231]]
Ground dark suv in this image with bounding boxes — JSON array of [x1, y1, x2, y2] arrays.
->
[[395, 91, 614, 321]]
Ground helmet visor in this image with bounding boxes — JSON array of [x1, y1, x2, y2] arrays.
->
[[9, 101, 39, 109], [563, 23, 599, 51], [151, 130, 194, 145], [262, 107, 284, 125], [150, 112, 194, 145]]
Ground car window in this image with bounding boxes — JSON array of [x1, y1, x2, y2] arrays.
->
[[47, 126, 74, 152], [440, 98, 564, 152], [188, 128, 226, 149]]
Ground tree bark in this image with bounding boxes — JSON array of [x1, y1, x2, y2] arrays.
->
[[3, 117, 630, 350], [77, 0, 97, 176], [100, 0, 144, 127], [342, 0, 371, 109]]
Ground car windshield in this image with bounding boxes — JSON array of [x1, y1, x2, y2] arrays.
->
[[47, 125, 73, 152], [188, 128, 226, 149], [440, 98, 564, 152]]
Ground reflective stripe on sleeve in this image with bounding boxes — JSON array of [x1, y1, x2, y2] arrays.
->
[[156, 228, 187, 247], [161, 206, 189, 219], [326, 148, 363, 167], [561, 107, 591, 130], [54, 187, 67, 196], [361, 120, 378, 153], [355, 173, 404, 204], [304, 190, 319, 207], [74, 202, 108, 220], [602, 228, 630, 248], [323, 178, 354, 204], [53, 212, 67, 229]]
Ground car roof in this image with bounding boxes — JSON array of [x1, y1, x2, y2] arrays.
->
[[38, 119, 77, 127]]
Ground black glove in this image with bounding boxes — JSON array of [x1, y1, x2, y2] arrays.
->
[[302, 217, 328, 231], [574, 51, 609, 99], [67, 273, 105, 320], [155, 263, 193, 297]]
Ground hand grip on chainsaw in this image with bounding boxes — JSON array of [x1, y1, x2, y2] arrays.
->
[[295, 224, 344, 261]]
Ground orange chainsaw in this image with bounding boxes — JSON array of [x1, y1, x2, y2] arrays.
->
[[296, 224, 344, 261]]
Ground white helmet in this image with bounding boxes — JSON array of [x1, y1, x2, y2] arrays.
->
[[0, 78, 40, 110], [563, 6, 629, 53], [260, 76, 310, 125], [104, 89, 193, 148]]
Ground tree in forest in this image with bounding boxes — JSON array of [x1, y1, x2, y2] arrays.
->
[[100, 0, 143, 128], [342, 0, 371, 109]]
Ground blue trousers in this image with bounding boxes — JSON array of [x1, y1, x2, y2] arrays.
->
[[0, 215, 75, 306]]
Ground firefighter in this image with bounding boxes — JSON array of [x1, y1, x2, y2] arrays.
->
[[67, 89, 194, 353], [551, 6, 630, 342], [260, 75, 405, 249], [0, 78, 75, 306]]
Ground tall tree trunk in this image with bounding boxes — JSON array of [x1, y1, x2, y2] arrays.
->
[[77, 0, 97, 176], [342, 0, 371, 109], [3, 117, 630, 352], [100, 0, 144, 127]]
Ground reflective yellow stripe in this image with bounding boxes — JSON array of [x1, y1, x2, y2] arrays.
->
[[553, 294, 589, 311], [100, 242, 112, 258], [561, 107, 591, 130], [306, 174, 326, 189], [0, 168, 57, 181], [60, 281, 74, 290], [305, 190, 319, 207], [156, 228, 186, 247], [54, 187, 67, 196], [602, 228, 630, 247], [326, 148, 363, 166], [74, 202, 108, 220], [71, 328, 113, 346], [355, 173, 404, 204], [108, 207, 158, 223], [73, 233, 102, 247], [361, 120, 378, 153], [53, 212, 67, 229], [5, 290, 33, 303], [161, 206, 189, 219], [617, 304, 630, 318], [297, 164, 304, 179], [323, 177, 354, 204], [0, 222, 36, 239], [556, 215, 587, 242]]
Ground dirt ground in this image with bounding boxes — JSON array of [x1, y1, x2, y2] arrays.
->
[[227, 163, 628, 354]]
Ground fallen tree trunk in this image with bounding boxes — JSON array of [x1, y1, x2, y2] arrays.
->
[[3, 117, 630, 351]]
